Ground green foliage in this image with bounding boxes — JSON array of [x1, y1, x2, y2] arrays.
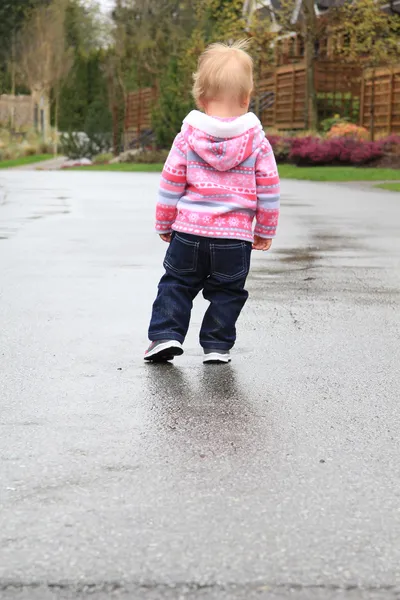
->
[[111, 0, 195, 90], [57, 2, 112, 134], [65, 0, 105, 53], [0, 0, 50, 93], [108, 0, 281, 146], [205, 0, 246, 41], [152, 58, 194, 148], [0, 1, 47, 57], [60, 130, 111, 159], [57, 50, 111, 134], [317, 93, 360, 128], [330, 0, 400, 67], [93, 152, 114, 164], [128, 150, 169, 164], [319, 115, 349, 134]]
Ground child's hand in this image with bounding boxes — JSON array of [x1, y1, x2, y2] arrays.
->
[[252, 236, 272, 251], [160, 233, 172, 243]]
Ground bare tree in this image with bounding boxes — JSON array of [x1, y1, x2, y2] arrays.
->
[[17, 0, 73, 145]]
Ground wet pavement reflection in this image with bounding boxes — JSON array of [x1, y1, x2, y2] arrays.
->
[[142, 363, 261, 460]]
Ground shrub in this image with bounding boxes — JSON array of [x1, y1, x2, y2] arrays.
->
[[380, 134, 400, 155], [60, 131, 112, 159], [289, 136, 383, 166], [327, 123, 369, 141], [39, 141, 54, 154], [265, 131, 400, 167], [268, 134, 292, 162], [133, 149, 169, 164], [23, 144, 39, 156], [93, 152, 114, 165], [0, 128, 57, 160], [286, 130, 322, 139], [320, 114, 349, 134], [119, 149, 169, 164]]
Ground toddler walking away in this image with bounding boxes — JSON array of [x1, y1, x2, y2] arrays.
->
[[144, 40, 280, 364]]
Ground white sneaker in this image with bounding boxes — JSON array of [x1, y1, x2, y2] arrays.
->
[[144, 340, 183, 362], [203, 349, 231, 364]]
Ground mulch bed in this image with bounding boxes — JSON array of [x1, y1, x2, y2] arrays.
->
[[372, 154, 400, 169]]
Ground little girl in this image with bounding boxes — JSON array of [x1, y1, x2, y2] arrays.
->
[[144, 40, 280, 364]]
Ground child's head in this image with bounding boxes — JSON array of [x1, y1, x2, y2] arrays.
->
[[192, 40, 253, 113]]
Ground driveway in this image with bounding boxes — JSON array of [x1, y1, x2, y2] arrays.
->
[[0, 171, 400, 599]]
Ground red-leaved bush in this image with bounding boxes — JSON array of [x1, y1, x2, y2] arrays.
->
[[267, 135, 293, 163], [267, 134, 400, 167]]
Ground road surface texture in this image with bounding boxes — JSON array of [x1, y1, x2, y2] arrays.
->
[[1, 171, 400, 600]]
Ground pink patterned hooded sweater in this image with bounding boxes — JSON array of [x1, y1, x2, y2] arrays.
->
[[155, 111, 280, 242]]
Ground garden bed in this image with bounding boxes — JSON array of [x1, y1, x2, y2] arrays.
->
[[268, 132, 400, 168]]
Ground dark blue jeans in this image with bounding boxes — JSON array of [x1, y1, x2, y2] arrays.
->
[[148, 232, 252, 350]]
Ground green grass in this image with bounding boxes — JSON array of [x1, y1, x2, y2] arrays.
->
[[0, 154, 53, 169], [278, 165, 400, 182], [375, 182, 400, 192], [70, 161, 400, 182], [69, 163, 163, 172]]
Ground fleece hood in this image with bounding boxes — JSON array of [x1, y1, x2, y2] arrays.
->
[[182, 110, 265, 172]]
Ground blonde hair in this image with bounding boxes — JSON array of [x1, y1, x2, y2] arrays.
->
[[192, 40, 253, 108]]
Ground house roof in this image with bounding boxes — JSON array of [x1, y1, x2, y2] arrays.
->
[[244, 0, 400, 24]]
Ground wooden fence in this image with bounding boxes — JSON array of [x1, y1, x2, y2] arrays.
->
[[124, 87, 157, 148], [258, 61, 361, 130], [361, 66, 400, 136], [123, 62, 400, 141]]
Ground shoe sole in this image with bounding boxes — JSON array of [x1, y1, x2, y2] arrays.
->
[[144, 341, 184, 362], [203, 353, 231, 364]]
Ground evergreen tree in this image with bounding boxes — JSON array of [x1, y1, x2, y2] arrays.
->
[[152, 57, 194, 148], [57, 1, 112, 133]]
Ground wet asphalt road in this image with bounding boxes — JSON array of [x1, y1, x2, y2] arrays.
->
[[1, 170, 400, 600]]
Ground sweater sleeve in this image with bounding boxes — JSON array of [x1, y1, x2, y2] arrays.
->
[[155, 133, 187, 234], [254, 139, 280, 239]]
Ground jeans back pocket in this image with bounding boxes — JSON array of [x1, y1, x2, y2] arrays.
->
[[210, 242, 250, 282], [164, 234, 199, 274]]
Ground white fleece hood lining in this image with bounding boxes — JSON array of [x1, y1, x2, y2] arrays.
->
[[183, 110, 262, 138]]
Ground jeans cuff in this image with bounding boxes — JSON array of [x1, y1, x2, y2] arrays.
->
[[201, 341, 233, 351], [149, 333, 184, 344]]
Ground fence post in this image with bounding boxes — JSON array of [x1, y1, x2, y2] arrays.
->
[[370, 69, 375, 141], [138, 87, 142, 146], [360, 70, 365, 129], [388, 68, 394, 134], [291, 66, 296, 128]]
